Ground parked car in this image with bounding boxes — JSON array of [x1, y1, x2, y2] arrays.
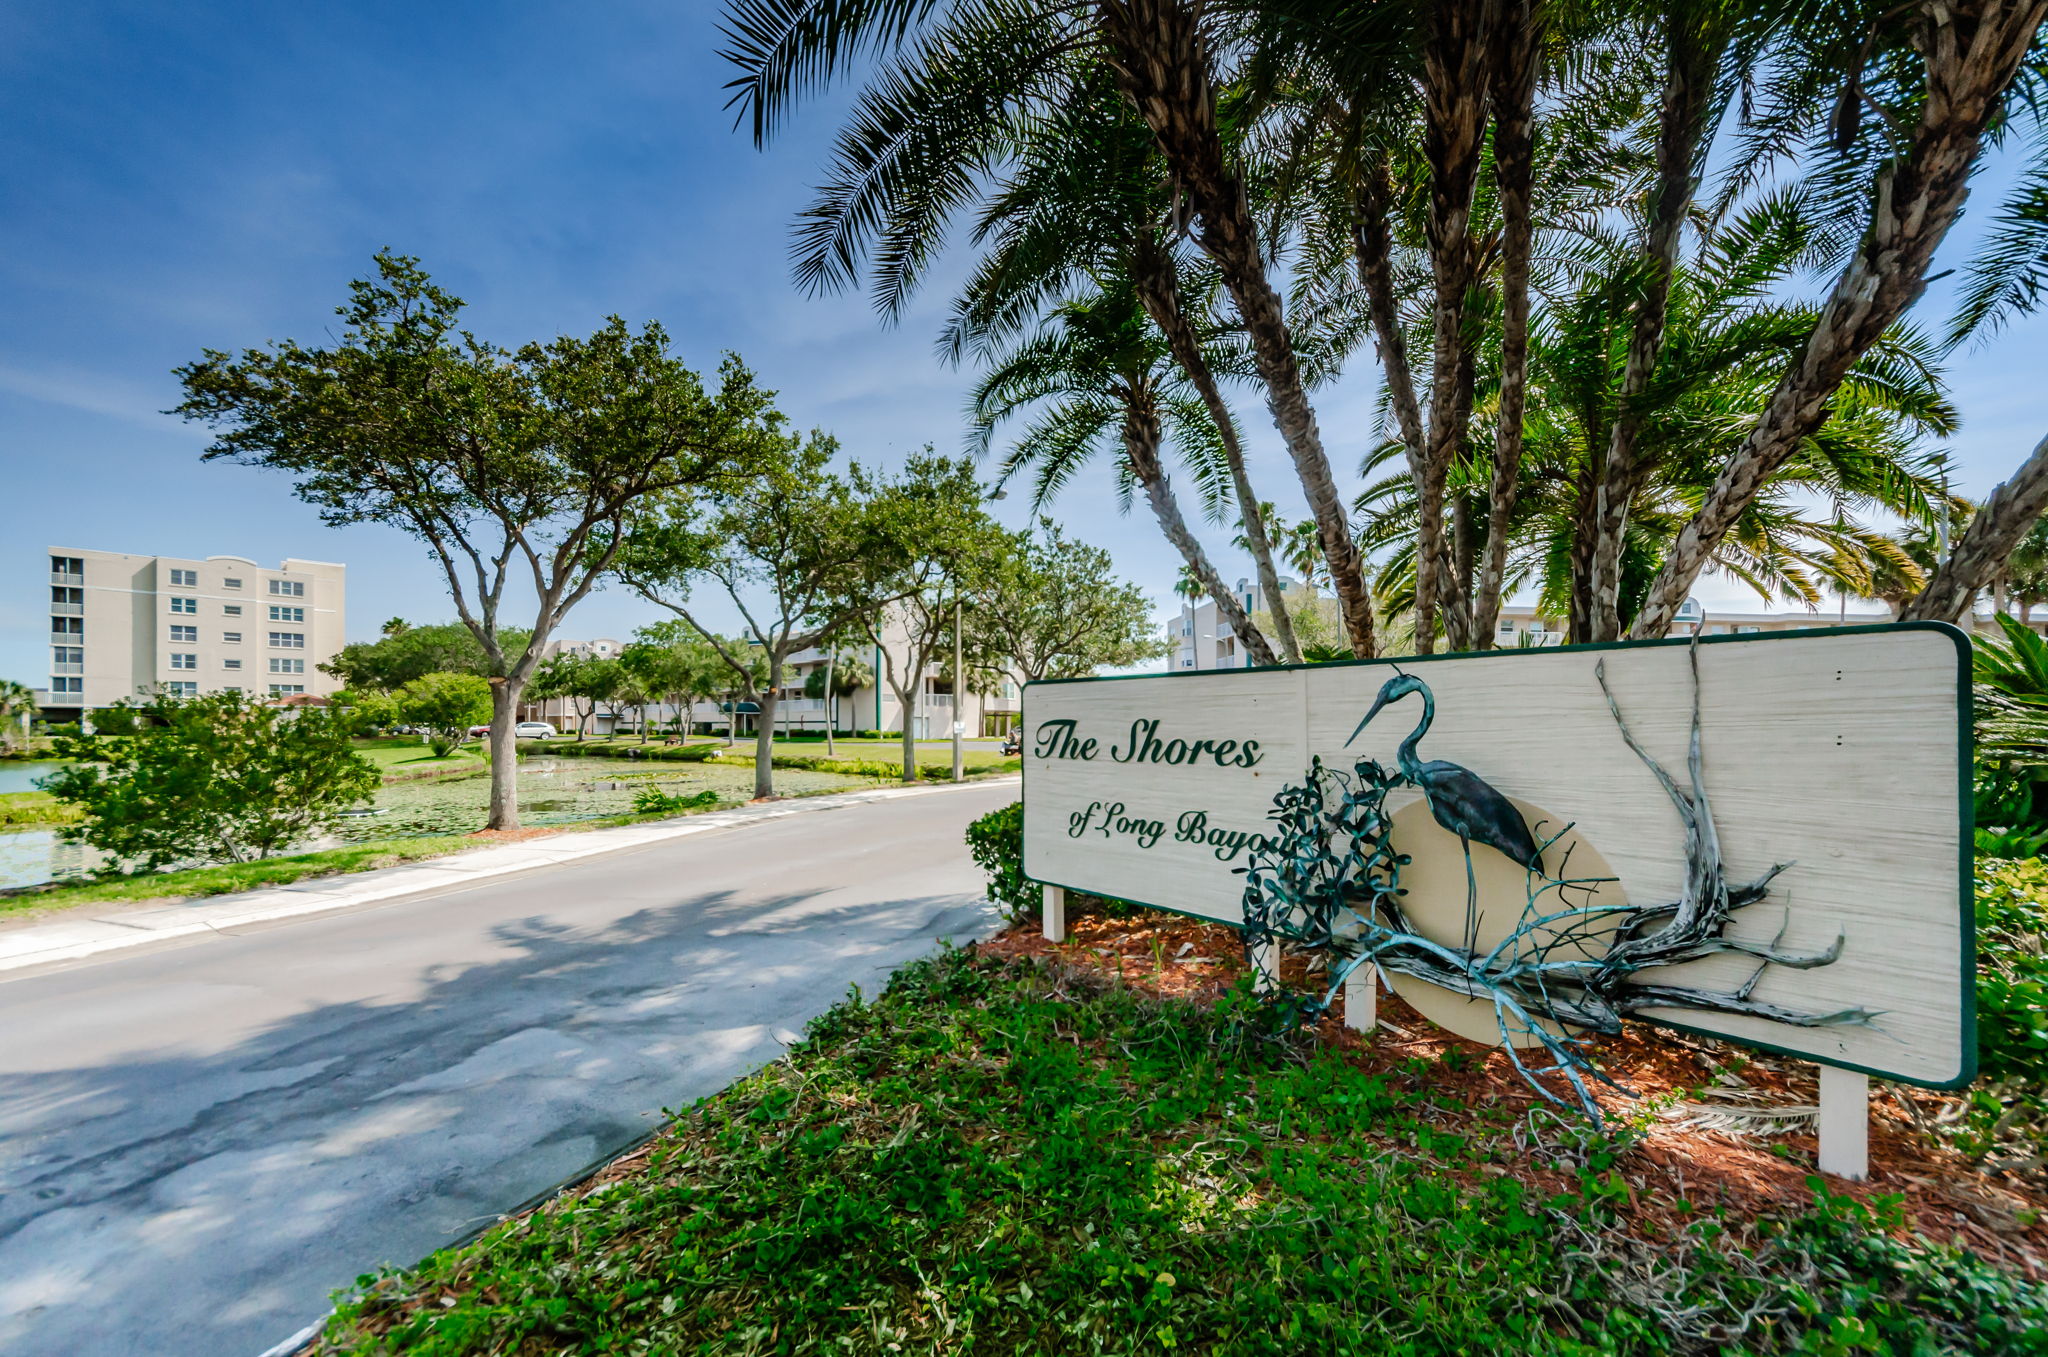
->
[[467, 724, 492, 738], [514, 721, 558, 739]]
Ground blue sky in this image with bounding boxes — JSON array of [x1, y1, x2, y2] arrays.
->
[[2, 2, 2043, 687]]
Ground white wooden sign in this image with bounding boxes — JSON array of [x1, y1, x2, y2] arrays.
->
[[1022, 625, 1974, 1089]]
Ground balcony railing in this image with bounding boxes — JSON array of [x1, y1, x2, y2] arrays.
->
[[50, 571, 83, 587], [51, 662, 83, 676], [50, 630, 80, 643], [50, 602, 83, 617]]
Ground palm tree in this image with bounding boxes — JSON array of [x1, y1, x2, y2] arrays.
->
[[939, 79, 1303, 662], [0, 680, 37, 749], [720, 0, 1378, 655], [1353, 195, 1962, 637], [972, 282, 1277, 666]]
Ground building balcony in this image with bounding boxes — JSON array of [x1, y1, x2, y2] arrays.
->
[[50, 603, 83, 617], [51, 663, 83, 676], [50, 571, 83, 587]]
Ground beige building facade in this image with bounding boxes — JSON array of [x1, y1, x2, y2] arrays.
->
[[520, 614, 1023, 739], [43, 547, 346, 719]]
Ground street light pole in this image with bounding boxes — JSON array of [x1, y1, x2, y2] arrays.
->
[[952, 594, 964, 782]]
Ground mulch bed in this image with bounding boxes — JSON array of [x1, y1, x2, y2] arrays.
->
[[980, 902, 2048, 1277]]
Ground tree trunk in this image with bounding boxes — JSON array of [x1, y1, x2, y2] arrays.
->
[[1101, 0, 1376, 658], [1472, 8, 1538, 650], [753, 658, 779, 799], [896, 676, 919, 781], [1134, 244, 1300, 663], [1124, 402, 1273, 668], [1904, 432, 2048, 624], [485, 678, 521, 831], [1632, 0, 2048, 639], [1567, 467, 1599, 643], [1589, 16, 1723, 641], [1414, 0, 1498, 653]]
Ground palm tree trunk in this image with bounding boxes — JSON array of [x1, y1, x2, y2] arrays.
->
[[1904, 432, 2048, 624], [1632, 0, 2047, 639], [1415, 0, 1498, 652], [1472, 8, 1538, 650], [1101, 0, 1376, 658], [1124, 403, 1275, 667], [1133, 245, 1301, 662], [1589, 15, 1723, 641], [1351, 156, 1437, 648]]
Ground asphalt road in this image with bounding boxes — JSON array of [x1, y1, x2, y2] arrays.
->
[[0, 781, 1014, 1357]]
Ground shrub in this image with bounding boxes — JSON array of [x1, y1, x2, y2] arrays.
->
[[44, 691, 379, 869], [965, 800, 1035, 922], [632, 787, 722, 814], [522, 740, 714, 763], [1977, 857, 2048, 1083]]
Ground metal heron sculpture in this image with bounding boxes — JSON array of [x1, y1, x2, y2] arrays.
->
[[1349, 674, 1545, 953]]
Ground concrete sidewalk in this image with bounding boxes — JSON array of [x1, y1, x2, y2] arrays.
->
[[0, 776, 1018, 979]]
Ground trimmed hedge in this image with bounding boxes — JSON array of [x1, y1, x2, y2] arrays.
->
[[518, 740, 715, 763]]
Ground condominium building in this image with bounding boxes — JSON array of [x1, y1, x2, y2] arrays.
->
[[42, 547, 346, 720]]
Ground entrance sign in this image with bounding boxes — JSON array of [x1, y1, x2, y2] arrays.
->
[[1022, 625, 1973, 1089]]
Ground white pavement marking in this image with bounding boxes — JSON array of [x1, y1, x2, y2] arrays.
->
[[0, 778, 1018, 979]]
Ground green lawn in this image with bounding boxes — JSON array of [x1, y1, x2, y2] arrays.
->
[[353, 737, 486, 778], [0, 790, 80, 827], [310, 950, 2047, 1356], [0, 834, 479, 919]]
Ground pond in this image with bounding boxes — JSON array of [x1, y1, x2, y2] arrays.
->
[[0, 757, 876, 891], [0, 761, 66, 794]]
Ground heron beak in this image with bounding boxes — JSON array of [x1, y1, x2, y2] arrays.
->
[[1346, 691, 1392, 747]]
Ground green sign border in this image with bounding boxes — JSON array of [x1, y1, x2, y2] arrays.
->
[[1021, 621, 1977, 1091]]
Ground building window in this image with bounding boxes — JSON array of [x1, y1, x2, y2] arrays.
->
[[269, 684, 305, 695], [165, 681, 199, 697], [169, 597, 197, 614], [170, 653, 197, 670], [51, 676, 83, 695], [169, 568, 198, 587], [222, 631, 242, 644], [268, 605, 305, 622], [223, 577, 242, 590], [51, 616, 82, 640], [1498, 619, 1515, 635], [269, 631, 305, 649], [223, 685, 243, 693], [268, 579, 305, 597], [1735, 624, 1762, 634], [50, 554, 84, 577], [223, 604, 242, 616], [52, 647, 83, 675], [269, 658, 305, 674], [223, 658, 242, 670], [51, 586, 84, 615], [170, 624, 198, 643]]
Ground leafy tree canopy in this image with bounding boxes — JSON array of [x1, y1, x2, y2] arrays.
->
[[322, 622, 531, 693]]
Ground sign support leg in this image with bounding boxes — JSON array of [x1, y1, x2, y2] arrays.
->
[[1816, 1064, 1869, 1181], [1041, 885, 1066, 943], [1250, 939, 1278, 994], [1344, 960, 1376, 1033]]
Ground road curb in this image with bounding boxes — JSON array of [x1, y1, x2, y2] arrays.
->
[[0, 776, 1017, 981]]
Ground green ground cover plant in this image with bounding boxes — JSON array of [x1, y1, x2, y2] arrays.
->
[[313, 950, 2048, 1355]]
